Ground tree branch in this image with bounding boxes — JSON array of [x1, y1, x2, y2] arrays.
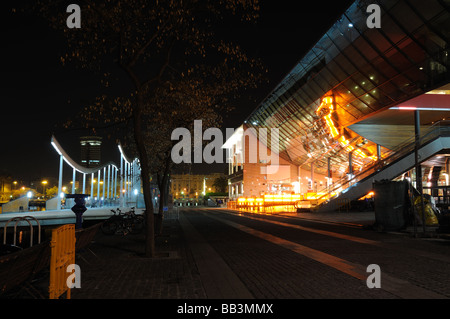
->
[[121, 63, 142, 91], [128, 21, 171, 68], [142, 39, 176, 90], [81, 0, 120, 33], [59, 114, 133, 134]]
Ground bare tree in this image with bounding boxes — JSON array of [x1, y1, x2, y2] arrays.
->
[[35, 0, 264, 256]]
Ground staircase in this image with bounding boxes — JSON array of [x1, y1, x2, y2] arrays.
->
[[316, 125, 450, 212]]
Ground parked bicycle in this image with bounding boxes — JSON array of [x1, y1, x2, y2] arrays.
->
[[101, 207, 145, 235]]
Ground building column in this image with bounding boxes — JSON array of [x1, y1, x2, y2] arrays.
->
[[102, 167, 106, 204], [107, 165, 110, 200], [126, 161, 128, 202], [82, 173, 86, 194], [114, 168, 117, 199], [57, 155, 63, 210], [97, 170, 101, 203], [90, 173, 94, 204], [133, 160, 137, 193], [120, 157, 124, 207], [72, 168, 76, 194], [128, 162, 131, 201], [129, 161, 132, 200], [415, 110, 426, 232], [111, 167, 114, 199]]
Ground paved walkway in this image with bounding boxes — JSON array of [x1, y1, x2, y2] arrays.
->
[[3, 207, 448, 300], [69, 209, 377, 299], [72, 218, 207, 299]]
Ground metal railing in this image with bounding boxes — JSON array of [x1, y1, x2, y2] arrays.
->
[[317, 121, 450, 201], [3, 216, 41, 248]]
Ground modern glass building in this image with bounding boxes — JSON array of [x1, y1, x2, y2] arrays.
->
[[80, 136, 102, 168], [224, 0, 450, 209]]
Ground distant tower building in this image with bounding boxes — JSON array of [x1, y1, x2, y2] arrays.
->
[[80, 136, 102, 168]]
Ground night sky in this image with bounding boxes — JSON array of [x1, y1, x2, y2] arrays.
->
[[0, 0, 354, 183]]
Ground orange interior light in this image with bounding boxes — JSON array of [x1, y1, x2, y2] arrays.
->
[[317, 95, 375, 161]]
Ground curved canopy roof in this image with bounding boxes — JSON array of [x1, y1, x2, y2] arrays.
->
[[241, 0, 450, 177]]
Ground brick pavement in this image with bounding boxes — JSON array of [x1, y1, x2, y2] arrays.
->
[[199, 210, 450, 299], [182, 210, 398, 299], [72, 219, 207, 299], [72, 213, 255, 299], [2, 208, 449, 300]]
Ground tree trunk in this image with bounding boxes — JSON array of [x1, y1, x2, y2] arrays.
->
[[133, 91, 155, 257], [155, 153, 171, 236], [155, 172, 164, 236]]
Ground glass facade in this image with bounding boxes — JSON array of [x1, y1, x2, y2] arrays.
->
[[244, 0, 450, 178]]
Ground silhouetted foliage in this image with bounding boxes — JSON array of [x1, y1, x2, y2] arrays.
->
[[34, 0, 264, 256]]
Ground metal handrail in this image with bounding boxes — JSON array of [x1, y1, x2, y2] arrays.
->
[[3, 216, 41, 247], [317, 121, 450, 201]]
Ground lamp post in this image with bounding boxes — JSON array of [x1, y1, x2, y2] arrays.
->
[[42, 180, 48, 198]]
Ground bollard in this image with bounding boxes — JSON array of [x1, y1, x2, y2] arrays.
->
[[66, 194, 89, 229]]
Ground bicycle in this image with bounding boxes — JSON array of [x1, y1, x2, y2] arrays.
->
[[101, 207, 145, 235]]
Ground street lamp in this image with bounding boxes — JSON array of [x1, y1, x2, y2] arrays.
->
[[42, 180, 48, 197]]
